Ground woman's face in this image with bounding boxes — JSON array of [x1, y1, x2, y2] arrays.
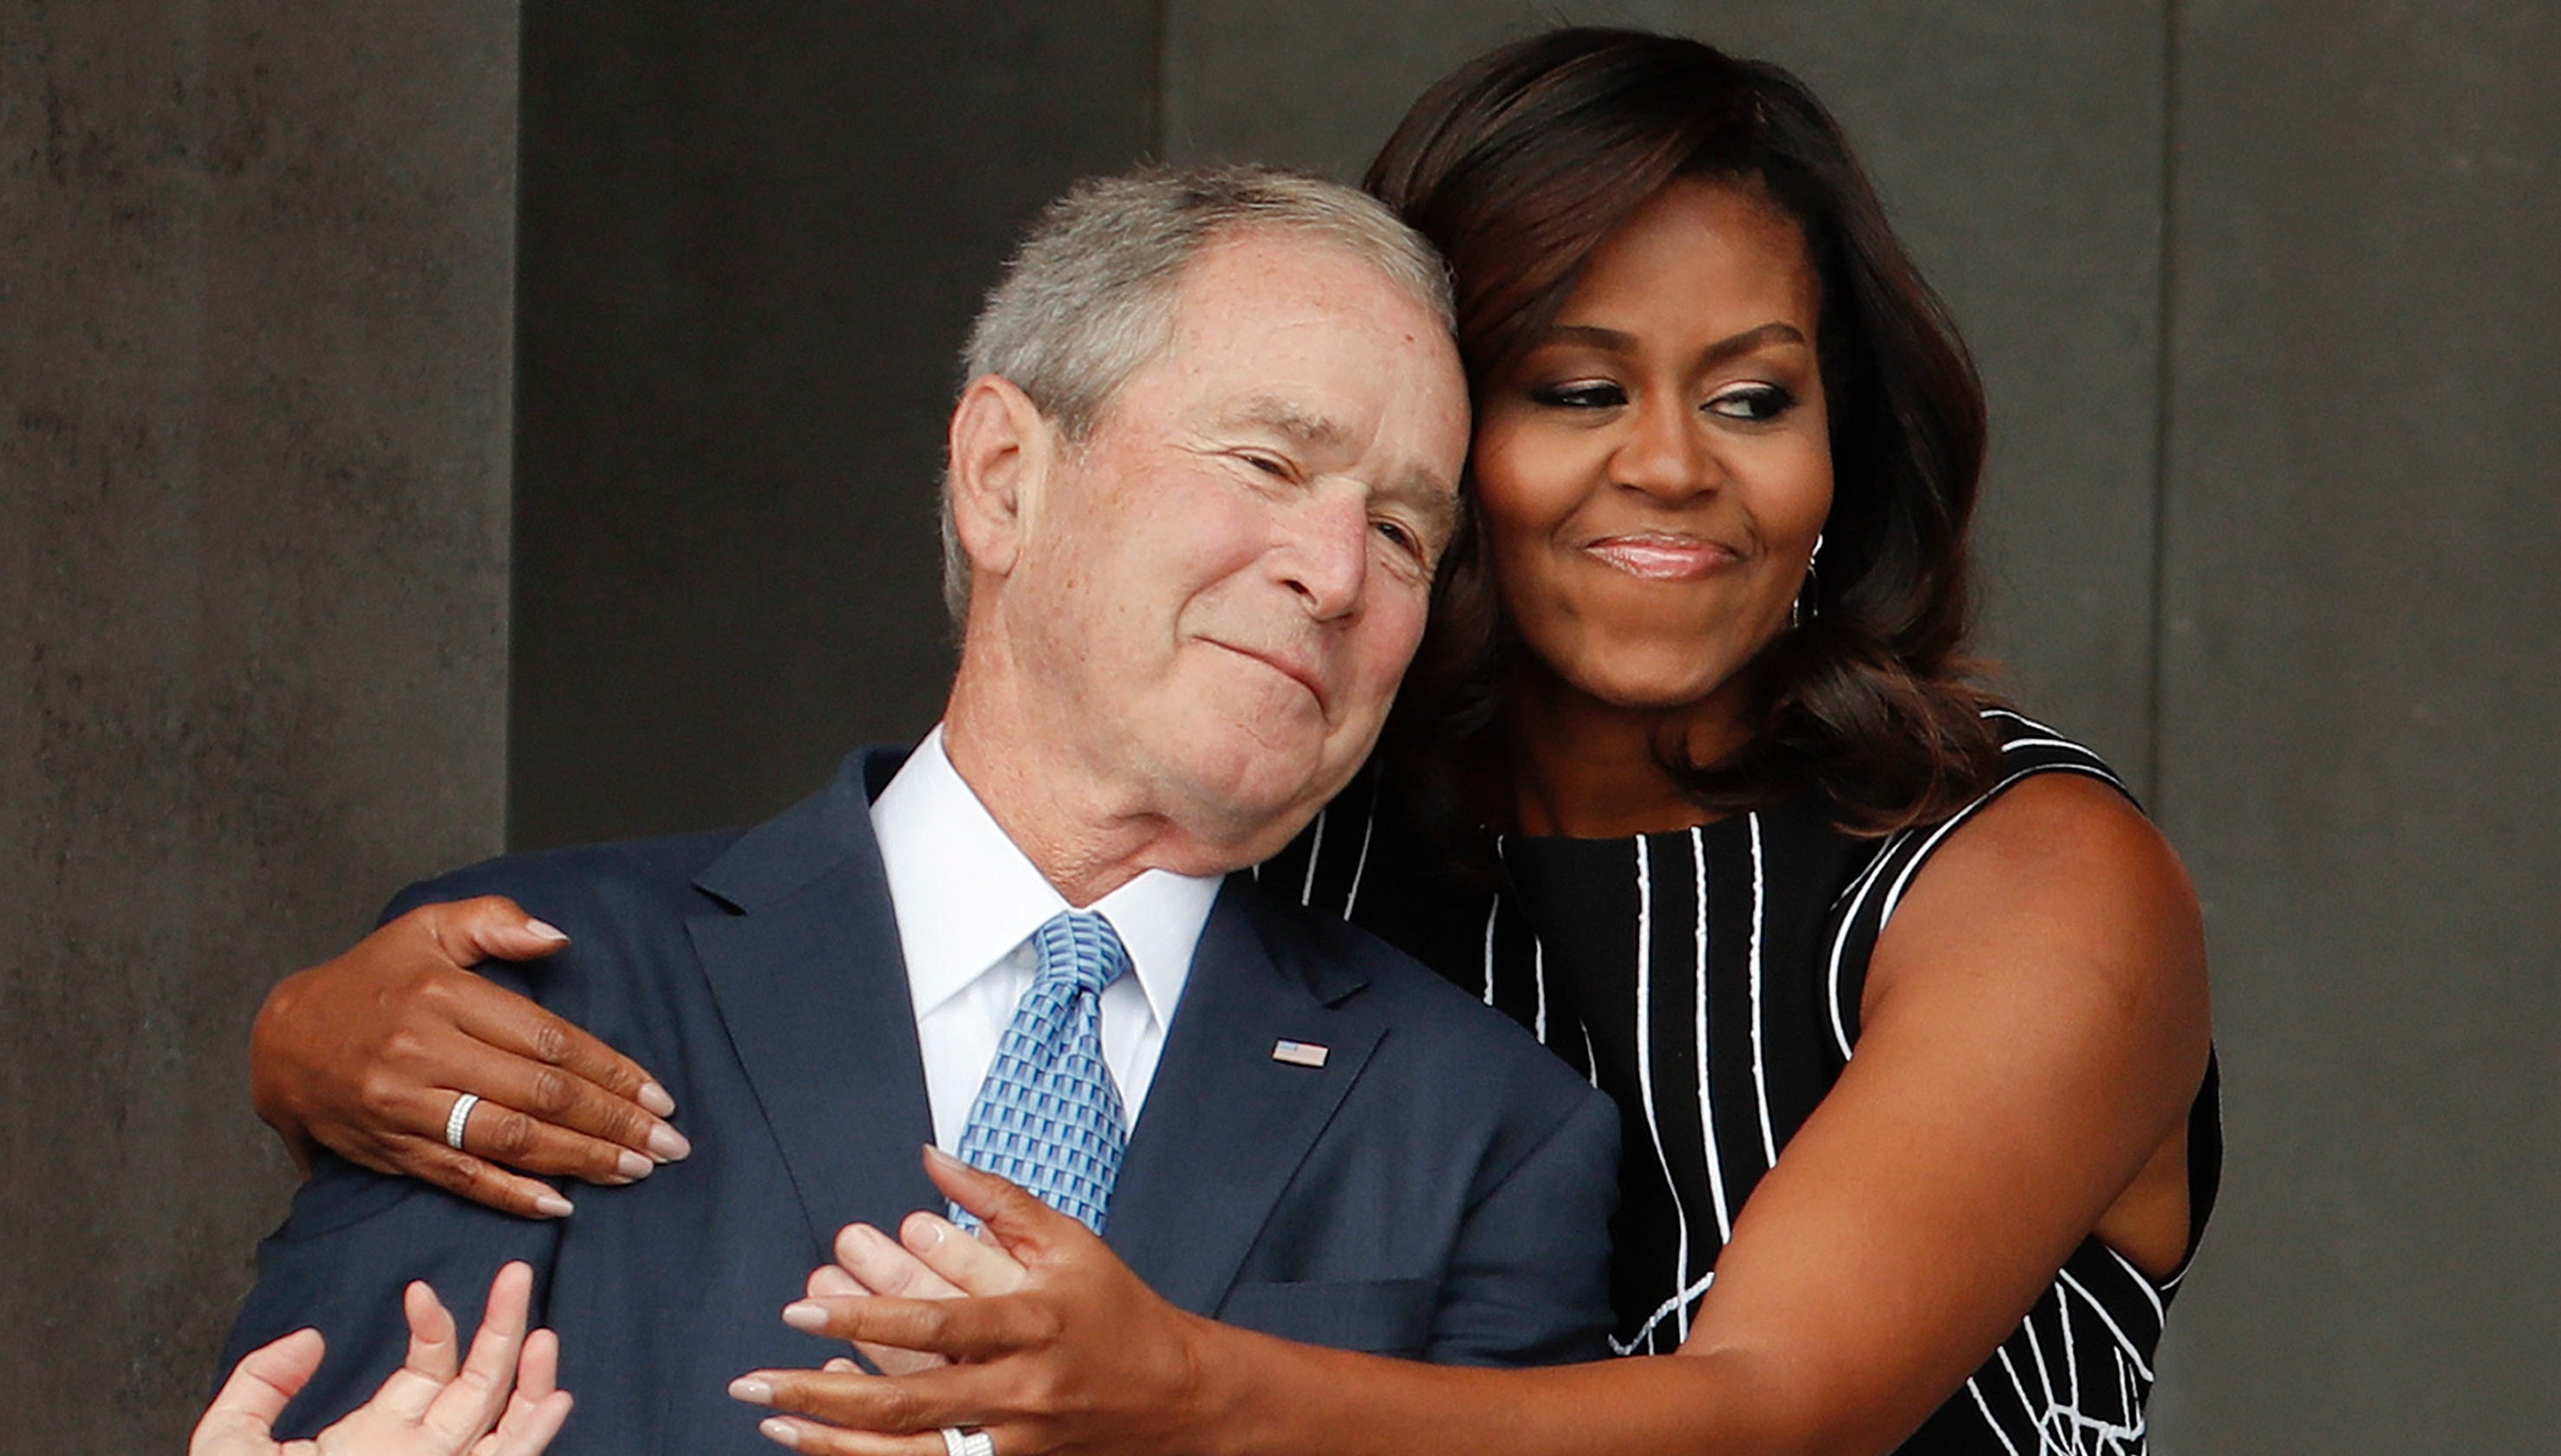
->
[[1471, 178, 1833, 725]]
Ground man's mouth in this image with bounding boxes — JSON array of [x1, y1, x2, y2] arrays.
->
[[1208, 640, 1330, 715]]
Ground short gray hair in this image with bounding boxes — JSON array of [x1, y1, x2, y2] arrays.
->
[[940, 165, 1456, 625]]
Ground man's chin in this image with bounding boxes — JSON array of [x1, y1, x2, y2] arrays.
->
[[1147, 741, 1350, 869]]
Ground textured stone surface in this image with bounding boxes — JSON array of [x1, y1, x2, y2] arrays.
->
[[507, 0, 1161, 847], [0, 2, 516, 1447], [2149, 3, 2561, 1449], [1164, 0, 2171, 786]]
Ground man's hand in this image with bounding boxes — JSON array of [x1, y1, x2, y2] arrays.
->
[[729, 1148, 1214, 1456], [192, 1262, 574, 1456], [798, 1201, 1034, 1375], [251, 895, 688, 1219]]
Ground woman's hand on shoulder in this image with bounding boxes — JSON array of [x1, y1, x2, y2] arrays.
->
[[251, 895, 688, 1219], [1682, 771, 2210, 1450]]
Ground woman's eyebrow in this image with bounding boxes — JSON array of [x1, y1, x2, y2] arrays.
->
[[1544, 320, 1807, 366]]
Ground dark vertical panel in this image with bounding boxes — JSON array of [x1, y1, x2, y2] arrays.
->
[[0, 0, 517, 1446], [512, 2, 1160, 846], [2154, 3, 2561, 1450], [1165, 0, 2170, 785]]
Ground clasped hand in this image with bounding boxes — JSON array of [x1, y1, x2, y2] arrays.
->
[[729, 1147, 1212, 1456]]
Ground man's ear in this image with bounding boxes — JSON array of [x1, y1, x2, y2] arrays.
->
[[946, 375, 1057, 582]]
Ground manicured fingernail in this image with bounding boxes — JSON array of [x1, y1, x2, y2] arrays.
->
[[525, 918, 570, 943], [615, 1149, 654, 1182], [781, 1300, 827, 1330], [824, 1357, 859, 1373], [923, 1143, 963, 1170], [638, 1081, 677, 1116], [759, 1416, 800, 1448], [728, 1375, 772, 1404], [648, 1122, 692, 1161], [534, 1192, 575, 1218]]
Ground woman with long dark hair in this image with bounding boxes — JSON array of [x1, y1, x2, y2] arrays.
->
[[246, 29, 2215, 1453]]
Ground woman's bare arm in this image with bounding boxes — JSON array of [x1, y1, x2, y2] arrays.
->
[[739, 775, 2211, 1456]]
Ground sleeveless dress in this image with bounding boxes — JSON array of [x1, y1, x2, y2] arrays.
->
[[1254, 708, 2222, 1456]]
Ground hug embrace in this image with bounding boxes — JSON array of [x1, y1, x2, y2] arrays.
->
[[199, 27, 2217, 1456]]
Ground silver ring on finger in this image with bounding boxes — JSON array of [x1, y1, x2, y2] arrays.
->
[[940, 1428, 994, 1456], [446, 1091, 482, 1150]]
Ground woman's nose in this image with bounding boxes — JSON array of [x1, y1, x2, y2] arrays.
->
[[1610, 396, 1717, 500]]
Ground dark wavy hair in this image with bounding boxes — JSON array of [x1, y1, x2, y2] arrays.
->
[[1366, 27, 2006, 835]]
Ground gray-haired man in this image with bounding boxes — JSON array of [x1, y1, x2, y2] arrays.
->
[[222, 166, 1618, 1454]]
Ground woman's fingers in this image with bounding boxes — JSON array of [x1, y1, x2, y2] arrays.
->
[[189, 1328, 327, 1456], [251, 894, 683, 1218], [734, 1362, 1006, 1436], [895, 1212, 1029, 1297], [759, 1290, 1050, 1369], [449, 991, 686, 1147], [919, 1147, 1082, 1265], [440, 1065, 687, 1186], [751, 1414, 961, 1455]]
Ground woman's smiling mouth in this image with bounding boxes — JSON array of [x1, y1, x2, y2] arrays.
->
[[1581, 532, 1740, 582]]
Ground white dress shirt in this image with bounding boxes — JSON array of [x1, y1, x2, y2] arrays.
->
[[870, 725, 1221, 1150]]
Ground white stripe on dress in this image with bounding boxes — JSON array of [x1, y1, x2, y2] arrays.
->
[[1746, 812, 1778, 1167], [2056, 1268, 2157, 1381], [1532, 935, 1548, 1044], [1826, 831, 1906, 1060], [1341, 777, 1379, 917], [1689, 829, 1732, 1247], [1298, 805, 1327, 907], [1965, 1377, 2028, 1456], [1632, 837, 1694, 1343]]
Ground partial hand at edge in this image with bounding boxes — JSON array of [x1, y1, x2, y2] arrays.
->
[[191, 1261, 574, 1456], [251, 894, 687, 1219]]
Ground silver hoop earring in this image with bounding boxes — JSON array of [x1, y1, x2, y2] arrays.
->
[[1792, 532, 1824, 628]]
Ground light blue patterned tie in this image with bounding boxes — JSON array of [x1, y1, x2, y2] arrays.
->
[[951, 909, 1131, 1235]]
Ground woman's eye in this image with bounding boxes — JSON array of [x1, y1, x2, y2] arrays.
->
[[1528, 380, 1626, 410], [1705, 384, 1796, 422]]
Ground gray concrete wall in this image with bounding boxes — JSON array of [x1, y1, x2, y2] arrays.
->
[[2149, 3, 2561, 1448], [506, 1, 1161, 848], [0, 2, 518, 1447]]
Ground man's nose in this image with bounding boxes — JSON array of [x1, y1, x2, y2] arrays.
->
[[1275, 492, 1369, 621]]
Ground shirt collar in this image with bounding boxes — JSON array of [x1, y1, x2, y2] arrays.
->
[[868, 725, 1216, 1031]]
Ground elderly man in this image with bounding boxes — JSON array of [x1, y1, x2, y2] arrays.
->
[[220, 166, 1617, 1453]]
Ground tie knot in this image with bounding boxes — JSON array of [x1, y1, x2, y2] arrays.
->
[[1032, 909, 1129, 998]]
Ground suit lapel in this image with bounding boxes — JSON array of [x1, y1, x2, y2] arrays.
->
[[1107, 881, 1381, 1315], [688, 749, 940, 1252]]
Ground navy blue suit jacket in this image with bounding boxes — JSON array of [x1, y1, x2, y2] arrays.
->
[[223, 749, 1619, 1453]]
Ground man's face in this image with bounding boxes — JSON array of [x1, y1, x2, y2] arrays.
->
[[995, 232, 1469, 860]]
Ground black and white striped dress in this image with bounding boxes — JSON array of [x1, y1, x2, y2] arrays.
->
[[1256, 710, 2221, 1455]]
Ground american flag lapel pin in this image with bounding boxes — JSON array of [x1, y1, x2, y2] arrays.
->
[[1271, 1039, 1329, 1068]]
